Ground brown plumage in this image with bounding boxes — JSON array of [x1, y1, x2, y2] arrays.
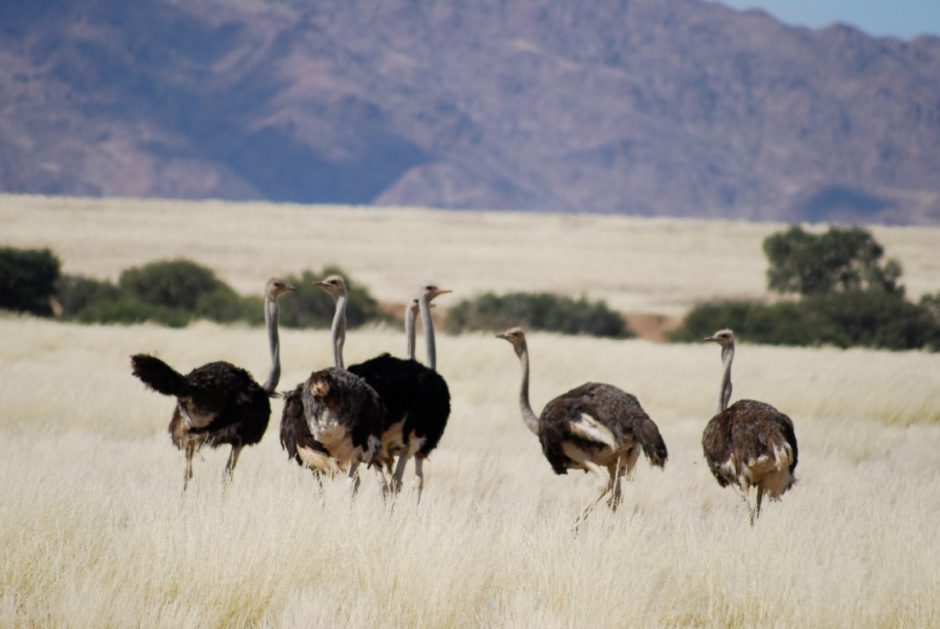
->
[[702, 329, 798, 523], [497, 327, 667, 524], [279, 275, 385, 490], [131, 278, 294, 491]]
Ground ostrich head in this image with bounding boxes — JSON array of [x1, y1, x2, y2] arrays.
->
[[265, 278, 295, 299], [496, 326, 528, 356], [314, 274, 347, 300], [419, 282, 451, 302], [704, 328, 736, 348], [307, 370, 332, 399]]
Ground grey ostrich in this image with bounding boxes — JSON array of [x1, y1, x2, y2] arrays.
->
[[131, 278, 294, 491], [496, 327, 668, 522], [316, 279, 452, 498], [702, 329, 798, 523], [279, 275, 385, 490]]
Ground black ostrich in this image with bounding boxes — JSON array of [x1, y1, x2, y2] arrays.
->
[[496, 327, 668, 522], [702, 329, 798, 524], [316, 278, 452, 498], [130, 278, 294, 491], [279, 275, 385, 490]]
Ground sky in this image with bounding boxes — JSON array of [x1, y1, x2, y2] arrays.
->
[[717, 0, 940, 39]]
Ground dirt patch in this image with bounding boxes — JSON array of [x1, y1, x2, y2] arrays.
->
[[625, 312, 682, 342]]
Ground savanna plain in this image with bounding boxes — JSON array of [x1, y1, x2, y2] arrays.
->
[[2, 196, 940, 627]]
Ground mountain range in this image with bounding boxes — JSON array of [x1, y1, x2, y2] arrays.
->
[[2, 0, 939, 223]]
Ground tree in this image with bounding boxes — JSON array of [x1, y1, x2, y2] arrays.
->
[[0, 246, 61, 316], [763, 225, 902, 296]]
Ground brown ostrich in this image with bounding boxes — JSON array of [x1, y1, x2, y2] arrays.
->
[[496, 327, 667, 523], [279, 275, 385, 491], [702, 329, 798, 523]]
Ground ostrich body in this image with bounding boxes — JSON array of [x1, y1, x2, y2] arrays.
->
[[131, 278, 293, 490], [702, 329, 798, 523], [497, 327, 667, 521], [319, 280, 452, 496], [279, 275, 384, 485]]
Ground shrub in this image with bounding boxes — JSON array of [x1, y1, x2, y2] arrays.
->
[[445, 291, 630, 338], [74, 296, 193, 328], [0, 246, 61, 316], [55, 275, 122, 317], [669, 299, 825, 346], [118, 259, 228, 311], [672, 292, 940, 351]]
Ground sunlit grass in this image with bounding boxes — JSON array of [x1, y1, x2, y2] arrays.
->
[[1, 316, 939, 626]]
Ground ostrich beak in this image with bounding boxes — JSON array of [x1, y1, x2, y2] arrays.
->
[[495, 332, 507, 340], [285, 283, 296, 292], [704, 335, 718, 343], [431, 288, 452, 299]]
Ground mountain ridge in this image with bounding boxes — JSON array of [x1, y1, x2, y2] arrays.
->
[[2, 0, 938, 224]]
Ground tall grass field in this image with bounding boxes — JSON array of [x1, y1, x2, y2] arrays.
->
[[2, 195, 939, 627]]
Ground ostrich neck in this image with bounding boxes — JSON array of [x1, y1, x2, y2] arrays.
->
[[405, 303, 417, 361], [262, 296, 281, 393], [331, 294, 347, 369], [516, 346, 540, 436], [418, 294, 436, 370], [719, 345, 734, 413]]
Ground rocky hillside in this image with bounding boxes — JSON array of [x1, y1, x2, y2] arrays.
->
[[2, 0, 939, 223]]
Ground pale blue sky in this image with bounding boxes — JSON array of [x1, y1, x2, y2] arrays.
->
[[716, 0, 940, 39]]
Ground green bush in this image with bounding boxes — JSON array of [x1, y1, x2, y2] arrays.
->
[[672, 292, 940, 351], [445, 291, 630, 338], [278, 266, 389, 329], [670, 299, 825, 346], [118, 259, 228, 311], [55, 275, 122, 317], [74, 296, 193, 328], [0, 246, 61, 316]]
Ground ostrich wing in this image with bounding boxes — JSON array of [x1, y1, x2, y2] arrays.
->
[[568, 413, 618, 450]]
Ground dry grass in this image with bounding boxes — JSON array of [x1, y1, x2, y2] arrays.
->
[[3, 194, 939, 626], [2, 315, 939, 627], [3, 194, 939, 315]]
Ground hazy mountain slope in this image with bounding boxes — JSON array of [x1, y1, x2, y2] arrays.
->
[[1, 0, 938, 223]]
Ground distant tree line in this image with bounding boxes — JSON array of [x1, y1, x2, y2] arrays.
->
[[0, 246, 387, 329], [671, 226, 940, 351]]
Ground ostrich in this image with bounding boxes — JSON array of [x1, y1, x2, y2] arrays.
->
[[316, 278, 452, 498], [496, 327, 668, 522], [130, 278, 294, 491], [279, 275, 385, 489], [702, 329, 798, 523]]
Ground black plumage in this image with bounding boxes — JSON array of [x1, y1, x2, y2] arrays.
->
[[348, 353, 451, 461], [703, 329, 798, 522], [130, 278, 292, 490], [131, 356, 271, 486]]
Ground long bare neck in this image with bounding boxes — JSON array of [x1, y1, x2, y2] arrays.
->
[[516, 344, 540, 436], [405, 303, 417, 361], [418, 294, 437, 370], [330, 294, 347, 369], [262, 295, 281, 393], [718, 344, 734, 412]]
